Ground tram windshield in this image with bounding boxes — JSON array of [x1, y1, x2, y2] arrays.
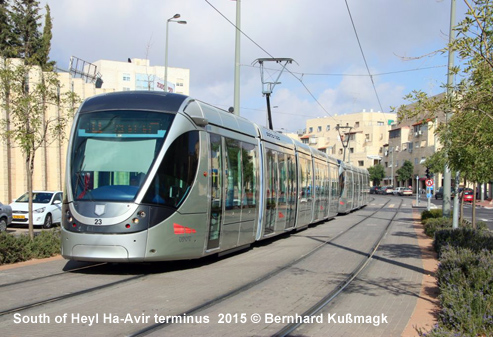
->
[[70, 111, 175, 202]]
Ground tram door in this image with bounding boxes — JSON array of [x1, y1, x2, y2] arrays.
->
[[207, 134, 223, 250]]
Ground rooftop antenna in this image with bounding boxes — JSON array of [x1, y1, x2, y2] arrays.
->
[[252, 58, 296, 130]]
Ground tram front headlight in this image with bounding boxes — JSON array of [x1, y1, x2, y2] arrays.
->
[[66, 210, 73, 223]]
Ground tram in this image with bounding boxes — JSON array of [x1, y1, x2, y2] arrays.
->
[[61, 91, 368, 262]]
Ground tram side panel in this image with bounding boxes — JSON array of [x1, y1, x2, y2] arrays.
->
[[259, 142, 297, 239], [296, 152, 313, 228]]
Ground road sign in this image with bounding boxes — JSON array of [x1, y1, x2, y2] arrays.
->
[[425, 179, 434, 187], [427, 193, 432, 198]]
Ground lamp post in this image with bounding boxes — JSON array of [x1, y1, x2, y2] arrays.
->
[[164, 14, 186, 92]]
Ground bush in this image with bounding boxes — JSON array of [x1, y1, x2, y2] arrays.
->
[[434, 227, 493, 257], [421, 209, 443, 222], [434, 246, 493, 336], [0, 229, 61, 265], [423, 217, 452, 237]]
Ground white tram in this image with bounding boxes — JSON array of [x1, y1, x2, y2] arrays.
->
[[61, 92, 368, 262]]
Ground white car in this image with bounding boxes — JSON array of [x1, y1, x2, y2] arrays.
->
[[10, 191, 63, 229], [393, 187, 404, 195]]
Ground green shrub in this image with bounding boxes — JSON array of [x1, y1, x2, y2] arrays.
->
[[435, 246, 493, 336], [423, 217, 452, 237], [421, 209, 443, 222], [0, 229, 61, 265], [434, 227, 493, 257]]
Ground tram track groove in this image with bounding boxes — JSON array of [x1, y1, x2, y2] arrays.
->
[[0, 262, 108, 289], [273, 198, 404, 337], [0, 273, 147, 317], [1, 198, 392, 335], [127, 198, 395, 337]]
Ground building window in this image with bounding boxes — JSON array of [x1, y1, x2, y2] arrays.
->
[[309, 127, 313, 133], [414, 158, 418, 165], [415, 141, 420, 148], [385, 162, 388, 168], [123, 73, 131, 81], [339, 149, 343, 155], [358, 160, 364, 167], [123, 87, 131, 91], [326, 125, 330, 131], [349, 148, 354, 154], [355, 121, 360, 128], [365, 134, 370, 141], [317, 126, 322, 132], [302, 138, 308, 144], [377, 121, 384, 126]]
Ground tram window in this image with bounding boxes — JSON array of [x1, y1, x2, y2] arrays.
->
[[242, 142, 257, 208], [143, 131, 199, 208], [225, 138, 242, 209], [71, 111, 174, 201]]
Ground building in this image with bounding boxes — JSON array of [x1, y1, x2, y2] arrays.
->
[[383, 117, 441, 191], [300, 110, 396, 169], [92, 58, 190, 95], [0, 58, 190, 204]]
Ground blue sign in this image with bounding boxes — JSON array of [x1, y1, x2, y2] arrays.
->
[[427, 193, 432, 198]]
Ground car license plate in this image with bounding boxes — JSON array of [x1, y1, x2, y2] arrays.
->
[[13, 215, 25, 219]]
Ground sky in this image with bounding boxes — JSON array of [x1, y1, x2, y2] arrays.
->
[[39, 0, 467, 133]]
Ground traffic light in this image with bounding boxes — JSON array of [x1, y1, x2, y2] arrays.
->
[[425, 167, 430, 179]]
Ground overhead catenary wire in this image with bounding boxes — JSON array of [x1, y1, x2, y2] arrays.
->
[[204, 0, 341, 123], [344, 0, 384, 113], [205, 0, 407, 122]]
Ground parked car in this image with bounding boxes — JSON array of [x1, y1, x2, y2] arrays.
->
[[462, 190, 474, 202], [384, 186, 394, 195], [0, 201, 13, 232], [393, 187, 405, 195], [435, 187, 456, 200], [10, 191, 63, 229], [399, 188, 413, 196], [370, 186, 381, 194]]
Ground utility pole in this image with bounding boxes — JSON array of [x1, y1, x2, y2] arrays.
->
[[233, 0, 241, 116], [443, 0, 457, 222]]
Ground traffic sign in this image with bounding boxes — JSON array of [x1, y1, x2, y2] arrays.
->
[[425, 179, 434, 187], [427, 193, 432, 198]]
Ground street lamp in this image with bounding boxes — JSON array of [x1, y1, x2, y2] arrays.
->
[[164, 14, 187, 92]]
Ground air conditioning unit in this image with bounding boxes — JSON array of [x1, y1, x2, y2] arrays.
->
[[395, 146, 399, 152], [385, 151, 388, 156], [415, 132, 418, 136], [418, 130, 422, 135]]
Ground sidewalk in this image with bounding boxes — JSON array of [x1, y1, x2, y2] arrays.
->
[[476, 199, 493, 209]]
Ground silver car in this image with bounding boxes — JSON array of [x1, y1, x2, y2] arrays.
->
[[0, 201, 13, 232]]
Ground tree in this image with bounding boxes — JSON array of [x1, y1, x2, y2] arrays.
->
[[368, 163, 385, 186], [39, 4, 54, 71], [396, 160, 413, 185], [10, 0, 42, 66], [0, 0, 17, 58], [0, 60, 76, 239], [396, 0, 493, 227]]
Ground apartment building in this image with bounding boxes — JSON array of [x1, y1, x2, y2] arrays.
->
[[92, 58, 190, 95], [300, 110, 396, 169], [382, 117, 441, 192]]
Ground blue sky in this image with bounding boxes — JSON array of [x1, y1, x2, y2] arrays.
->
[[40, 0, 467, 132]]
